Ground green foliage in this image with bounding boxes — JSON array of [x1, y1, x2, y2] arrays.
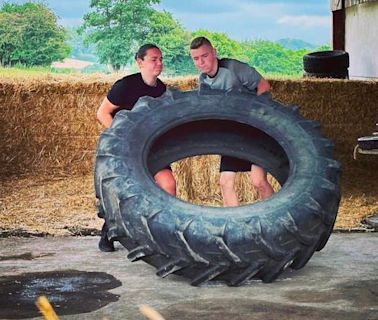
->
[[0, 64, 73, 75], [276, 38, 317, 50], [80, 0, 159, 71], [315, 44, 331, 51], [241, 40, 309, 76], [2, 1, 329, 77], [191, 29, 244, 61], [74, 1, 330, 77], [145, 11, 196, 76], [80, 63, 110, 74], [66, 27, 98, 62], [0, 2, 70, 66], [186, 32, 322, 77]]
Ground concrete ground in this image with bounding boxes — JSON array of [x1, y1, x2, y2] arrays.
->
[[0, 233, 377, 320]]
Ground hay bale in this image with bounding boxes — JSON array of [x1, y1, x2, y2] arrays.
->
[[0, 75, 198, 177], [1, 74, 377, 229], [1, 76, 377, 219]]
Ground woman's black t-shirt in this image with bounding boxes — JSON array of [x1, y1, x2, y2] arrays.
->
[[107, 73, 166, 114]]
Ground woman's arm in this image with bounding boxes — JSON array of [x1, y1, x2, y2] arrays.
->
[[97, 97, 118, 128]]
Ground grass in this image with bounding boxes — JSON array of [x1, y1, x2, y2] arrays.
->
[[0, 64, 77, 76], [0, 65, 303, 80], [0, 65, 120, 83]]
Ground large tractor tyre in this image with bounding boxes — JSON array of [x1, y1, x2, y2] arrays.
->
[[303, 50, 349, 79], [94, 90, 341, 286]]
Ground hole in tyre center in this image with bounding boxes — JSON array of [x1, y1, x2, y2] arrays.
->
[[146, 119, 289, 207], [173, 155, 281, 207]]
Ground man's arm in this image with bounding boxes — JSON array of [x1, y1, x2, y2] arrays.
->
[[97, 97, 118, 128], [232, 60, 269, 95], [256, 78, 270, 96]]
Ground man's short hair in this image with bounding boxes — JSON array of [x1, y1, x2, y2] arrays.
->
[[135, 43, 160, 60], [190, 37, 213, 50]]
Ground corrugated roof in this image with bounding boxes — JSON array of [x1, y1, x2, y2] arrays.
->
[[331, 0, 378, 10]]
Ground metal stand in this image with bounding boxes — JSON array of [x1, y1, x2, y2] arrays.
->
[[353, 145, 378, 160]]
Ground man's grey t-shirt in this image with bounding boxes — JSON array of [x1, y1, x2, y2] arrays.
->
[[199, 58, 263, 171], [199, 58, 262, 93]]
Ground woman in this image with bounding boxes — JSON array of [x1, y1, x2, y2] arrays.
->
[[97, 44, 176, 252]]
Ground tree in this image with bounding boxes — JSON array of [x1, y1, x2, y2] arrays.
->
[[242, 40, 308, 76], [0, 11, 21, 66], [315, 44, 331, 51], [0, 2, 70, 66], [145, 11, 195, 75], [66, 27, 98, 62], [80, 0, 159, 71], [191, 29, 244, 61]]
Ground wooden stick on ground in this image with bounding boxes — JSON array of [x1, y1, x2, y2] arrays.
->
[[139, 304, 166, 320], [35, 296, 59, 320]]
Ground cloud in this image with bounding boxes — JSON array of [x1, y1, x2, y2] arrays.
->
[[158, 0, 238, 14], [277, 15, 330, 28], [6, 0, 330, 44]]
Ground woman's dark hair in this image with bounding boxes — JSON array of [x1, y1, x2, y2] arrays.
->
[[135, 44, 160, 60], [190, 37, 213, 50]]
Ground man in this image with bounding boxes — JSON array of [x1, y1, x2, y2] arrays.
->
[[96, 44, 176, 251], [189, 36, 273, 206]]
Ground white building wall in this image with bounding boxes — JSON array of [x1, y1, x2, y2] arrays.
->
[[345, 2, 378, 79]]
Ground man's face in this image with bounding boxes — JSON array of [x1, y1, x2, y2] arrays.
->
[[137, 48, 163, 76], [190, 44, 217, 76]]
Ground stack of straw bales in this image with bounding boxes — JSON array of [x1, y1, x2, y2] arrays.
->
[[1, 75, 377, 205]]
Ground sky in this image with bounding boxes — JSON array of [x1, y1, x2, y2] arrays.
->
[[3, 0, 332, 45]]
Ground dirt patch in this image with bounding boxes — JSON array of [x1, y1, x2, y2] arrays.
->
[[0, 164, 377, 236], [158, 298, 375, 320], [0, 252, 54, 261], [285, 280, 378, 309], [0, 175, 101, 236]]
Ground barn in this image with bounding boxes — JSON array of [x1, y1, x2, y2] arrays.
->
[[331, 0, 378, 79]]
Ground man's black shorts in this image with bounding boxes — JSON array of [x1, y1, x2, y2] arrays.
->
[[220, 156, 252, 172]]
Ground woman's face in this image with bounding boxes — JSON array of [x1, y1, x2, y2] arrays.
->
[[137, 48, 163, 77]]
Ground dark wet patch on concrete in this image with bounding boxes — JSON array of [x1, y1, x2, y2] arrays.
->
[[0, 227, 101, 238], [0, 252, 55, 261], [363, 214, 378, 230], [285, 279, 378, 309], [0, 229, 50, 238], [0, 270, 121, 319], [158, 298, 376, 320], [64, 227, 100, 236]]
